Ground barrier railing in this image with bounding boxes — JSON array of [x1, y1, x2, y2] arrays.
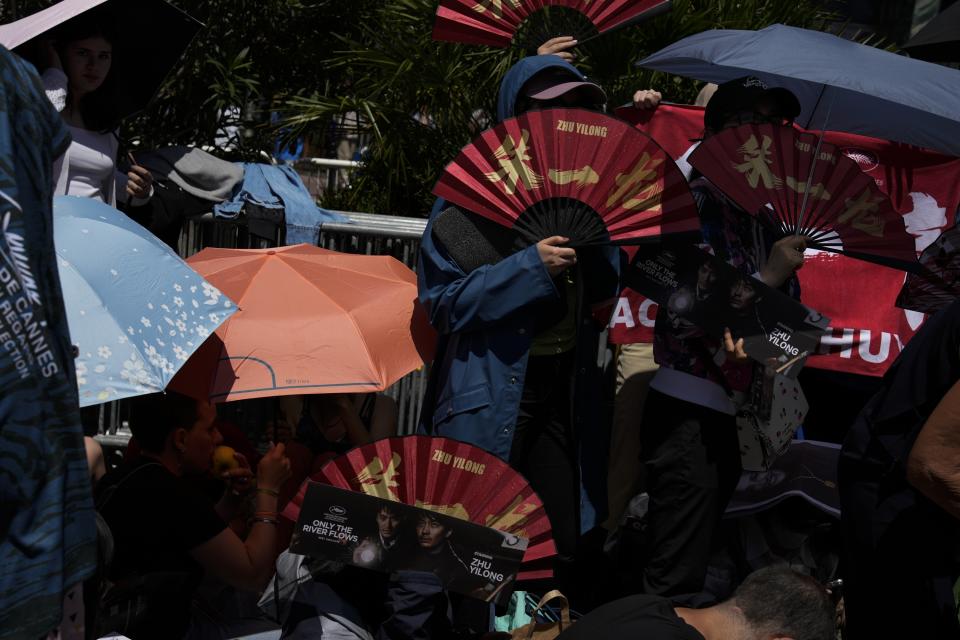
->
[[318, 212, 429, 435]]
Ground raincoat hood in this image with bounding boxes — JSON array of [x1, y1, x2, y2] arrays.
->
[[496, 55, 598, 122]]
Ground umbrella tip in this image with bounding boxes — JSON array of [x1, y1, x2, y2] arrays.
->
[[267, 250, 277, 255]]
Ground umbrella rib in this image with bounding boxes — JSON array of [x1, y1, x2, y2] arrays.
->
[[283, 254, 411, 286], [280, 259, 381, 384], [193, 254, 271, 304]]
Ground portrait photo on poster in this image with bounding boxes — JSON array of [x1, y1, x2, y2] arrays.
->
[[624, 242, 830, 377], [290, 483, 528, 604]]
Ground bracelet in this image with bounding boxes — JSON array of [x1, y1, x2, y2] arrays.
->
[[251, 517, 278, 526], [253, 511, 279, 519], [256, 487, 279, 497]]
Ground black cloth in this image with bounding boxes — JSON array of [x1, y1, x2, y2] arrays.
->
[[282, 569, 455, 640], [407, 543, 473, 594], [510, 352, 580, 587], [839, 300, 960, 640], [95, 457, 226, 639], [557, 594, 705, 640], [632, 389, 741, 606]]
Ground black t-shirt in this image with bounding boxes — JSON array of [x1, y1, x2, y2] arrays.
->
[[95, 457, 226, 638], [557, 595, 705, 640]]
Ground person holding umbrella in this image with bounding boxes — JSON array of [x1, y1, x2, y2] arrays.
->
[[36, 10, 153, 206]]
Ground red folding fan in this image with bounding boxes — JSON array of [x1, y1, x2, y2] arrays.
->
[[281, 435, 557, 580], [433, 107, 699, 248], [433, 0, 672, 49], [688, 123, 918, 271], [897, 226, 960, 314]]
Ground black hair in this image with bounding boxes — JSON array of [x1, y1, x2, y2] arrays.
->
[[50, 9, 122, 132], [128, 391, 200, 453], [733, 566, 836, 640], [377, 503, 402, 516]]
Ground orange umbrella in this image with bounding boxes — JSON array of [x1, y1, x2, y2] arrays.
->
[[169, 244, 435, 402]]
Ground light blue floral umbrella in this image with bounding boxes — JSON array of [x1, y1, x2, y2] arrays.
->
[[54, 196, 236, 406]]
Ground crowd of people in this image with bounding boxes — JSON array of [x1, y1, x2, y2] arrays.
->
[[3, 7, 959, 640]]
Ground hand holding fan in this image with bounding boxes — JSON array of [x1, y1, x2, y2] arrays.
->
[[282, 435, 557, 580], [433, 107, 699, 256], [433, 0, 672, 49], [688, 123, 917, 271]]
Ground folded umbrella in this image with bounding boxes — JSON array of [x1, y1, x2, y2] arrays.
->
[[168, 245, 436, 403], [53, 196, 236, 406], [0, 0, 202, 122], [636, 24, 960, 157]]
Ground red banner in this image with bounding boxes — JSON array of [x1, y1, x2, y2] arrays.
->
[[609, 104, 960, 377]]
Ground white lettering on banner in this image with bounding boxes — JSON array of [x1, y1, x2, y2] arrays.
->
[[610, 298, 635, 329], [818, 328, 855, 358], [609, 296, 658, 331], [858, 330, 891, 364], [639, 299, 657, 328], [817, 327, 902, 364]]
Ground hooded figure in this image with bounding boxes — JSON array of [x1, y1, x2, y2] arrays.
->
[[416, 56, 619, 593]]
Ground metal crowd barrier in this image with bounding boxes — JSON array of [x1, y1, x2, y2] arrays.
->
[[318, 211, 429, 435]]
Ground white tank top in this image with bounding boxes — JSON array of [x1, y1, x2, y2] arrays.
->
[[65, 126, 114, 202]]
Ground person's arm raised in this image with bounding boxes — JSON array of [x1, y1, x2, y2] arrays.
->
[[190, 443, 291, 591]]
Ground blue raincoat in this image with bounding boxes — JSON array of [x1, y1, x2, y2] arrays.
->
[[417, 56, 620, 532]]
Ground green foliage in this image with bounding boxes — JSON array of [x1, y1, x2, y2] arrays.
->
[[5, 0, 841, 216], [279, 0, 838, 216]]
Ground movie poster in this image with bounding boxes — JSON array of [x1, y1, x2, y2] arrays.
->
[[290, 483, 528, 603], [625, 242, 830, 377]]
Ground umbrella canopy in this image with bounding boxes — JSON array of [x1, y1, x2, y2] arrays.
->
[[168, 245, 436, 403], [54, 196, 236, 407], [636, 24, 960, 157], [903, 2, 960, 63], [0, 0, 202, 122]]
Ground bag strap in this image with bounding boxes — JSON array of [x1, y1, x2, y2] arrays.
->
[[524, 590, 571, 639]]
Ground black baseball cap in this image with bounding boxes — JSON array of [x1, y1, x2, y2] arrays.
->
[[704, 76, 801, 131]]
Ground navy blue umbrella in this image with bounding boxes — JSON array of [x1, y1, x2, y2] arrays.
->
[[637, 24, 960, 157]]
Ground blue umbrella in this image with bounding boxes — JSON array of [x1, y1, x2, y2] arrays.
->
[[54, 196, 236, 406], [637, 24, 960, 157]]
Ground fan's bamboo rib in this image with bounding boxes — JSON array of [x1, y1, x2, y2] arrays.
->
[[796, 92, 837, 234]]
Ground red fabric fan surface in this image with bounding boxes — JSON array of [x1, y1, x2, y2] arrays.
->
[[281, 435, 557, 580], [688, 123, 917, 271], [433, 0, 670, 48], [433, 107, 699, 246]]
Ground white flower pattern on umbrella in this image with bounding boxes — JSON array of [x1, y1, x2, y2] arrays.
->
[[55, 195, 237, 407]]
